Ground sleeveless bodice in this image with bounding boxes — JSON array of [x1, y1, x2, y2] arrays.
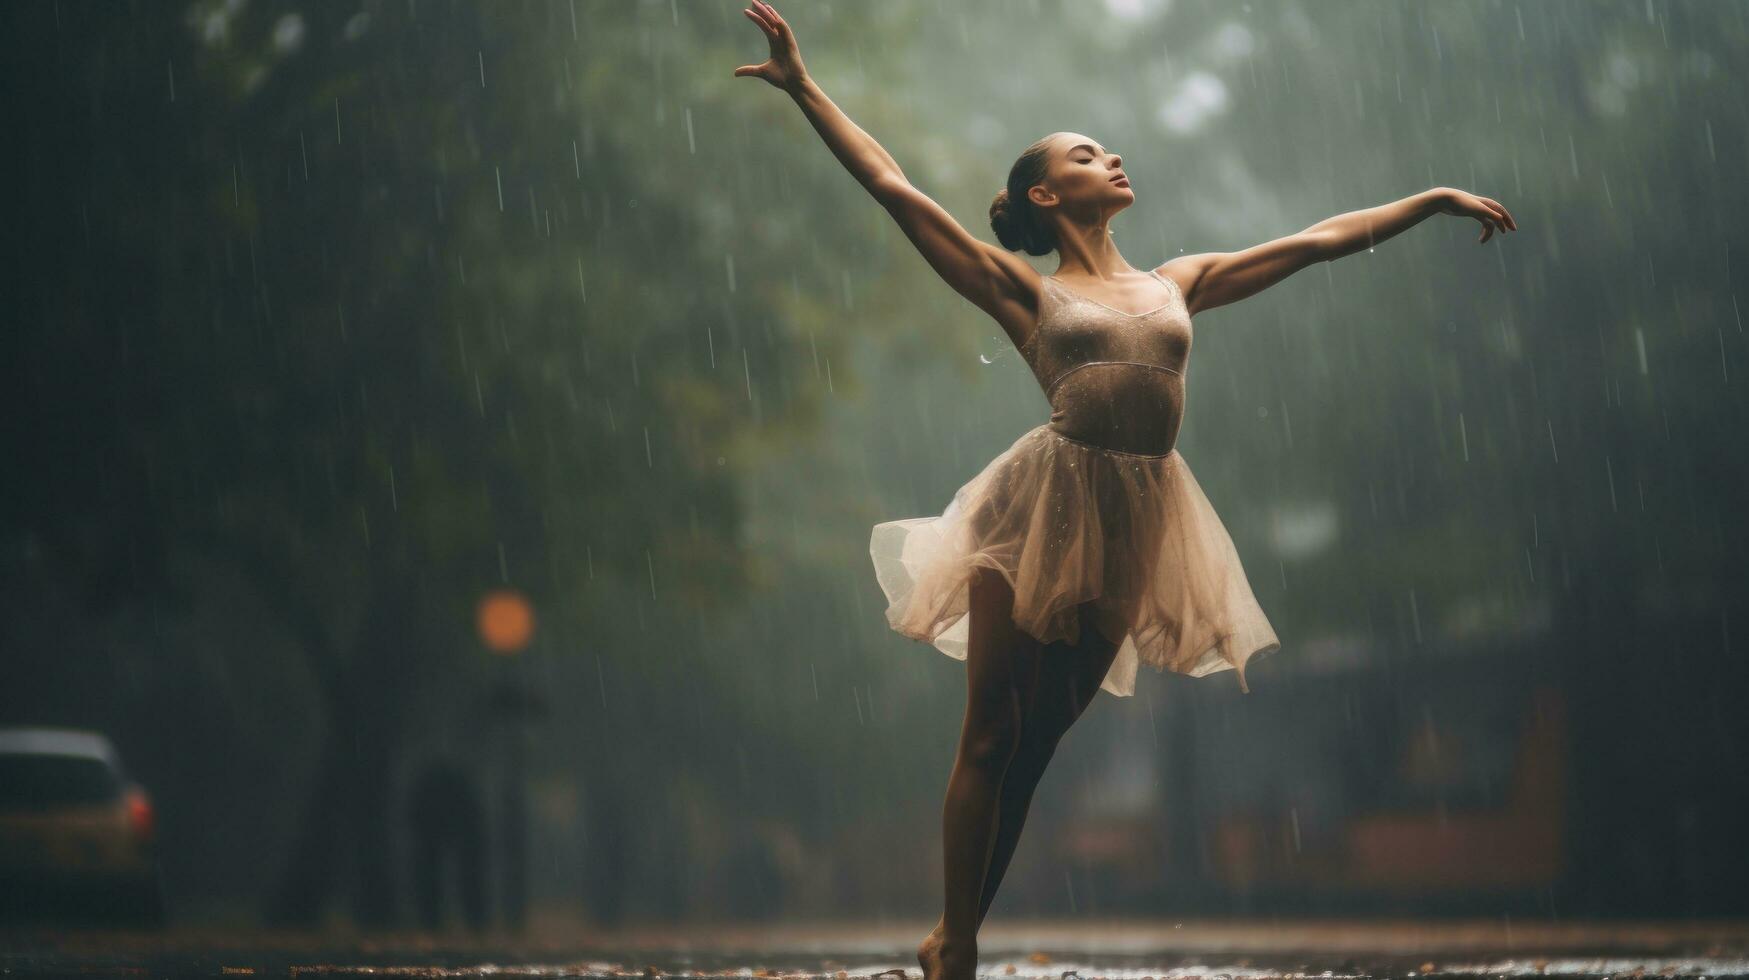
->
[[1019, 269, 1192, 457]]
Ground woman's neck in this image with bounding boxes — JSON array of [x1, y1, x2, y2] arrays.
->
[[1051, 225, 1133, 280]]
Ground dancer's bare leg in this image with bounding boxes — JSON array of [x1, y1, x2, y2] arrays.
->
[[918, 567, 1044, 980], [973, 605, 1122, 925]]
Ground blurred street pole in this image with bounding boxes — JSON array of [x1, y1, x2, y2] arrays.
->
[[478, 589, 544, 932]]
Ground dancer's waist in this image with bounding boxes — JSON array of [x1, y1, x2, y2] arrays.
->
[[1044, 419, 1179, 458]]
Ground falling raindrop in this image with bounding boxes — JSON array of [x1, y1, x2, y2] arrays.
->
[[1408, 587, 1421, 643]]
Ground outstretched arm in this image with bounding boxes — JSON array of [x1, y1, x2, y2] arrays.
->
[[1161, 187, 1517, 317], [734, 2, 1035, 337]]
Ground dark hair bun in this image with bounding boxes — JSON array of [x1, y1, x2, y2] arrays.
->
[[992, 136, 1059, 256], [988, 188, 1024, 252]]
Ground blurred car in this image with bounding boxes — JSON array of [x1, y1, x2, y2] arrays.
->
[[0, 727, 166, 925]]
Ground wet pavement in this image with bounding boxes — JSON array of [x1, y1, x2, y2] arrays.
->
[[2, 918, 1747, 979]]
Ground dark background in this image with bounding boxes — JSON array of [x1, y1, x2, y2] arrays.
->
[[5, 0, 1746, 931]]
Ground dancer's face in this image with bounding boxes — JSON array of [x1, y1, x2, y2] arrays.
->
[[1029, 132, 1133, 218]]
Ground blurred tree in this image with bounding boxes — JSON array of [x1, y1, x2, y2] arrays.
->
[[5, 0, 930, 926]]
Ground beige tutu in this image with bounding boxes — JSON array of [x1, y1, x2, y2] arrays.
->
[[870, 424, 1280, 698]]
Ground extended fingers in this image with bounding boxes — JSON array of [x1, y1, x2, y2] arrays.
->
[[1474, 194, 1516, 231], [743, 5, 774, 36], [1482, 197, 1518, 231], [1475, 197, 1515, 241], [754, 0, 789, 33]]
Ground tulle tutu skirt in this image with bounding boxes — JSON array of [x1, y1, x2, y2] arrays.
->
[[869, 424, 1280, 698]]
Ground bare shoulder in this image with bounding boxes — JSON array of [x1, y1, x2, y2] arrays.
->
[[1154, 254, 1222, 293], [1154, 254, 1224, 316]]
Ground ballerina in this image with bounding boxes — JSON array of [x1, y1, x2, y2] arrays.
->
[[733, 5, 1516, 979]]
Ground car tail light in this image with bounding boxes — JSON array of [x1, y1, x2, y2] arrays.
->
[[125, 786, 155, 843]]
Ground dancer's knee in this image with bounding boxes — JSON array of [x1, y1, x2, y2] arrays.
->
[[957, 713, 1023, 774]]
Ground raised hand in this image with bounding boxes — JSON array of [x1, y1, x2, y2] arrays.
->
[[1434, 187, 1518, 244], [733, 0, 809, 94]]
